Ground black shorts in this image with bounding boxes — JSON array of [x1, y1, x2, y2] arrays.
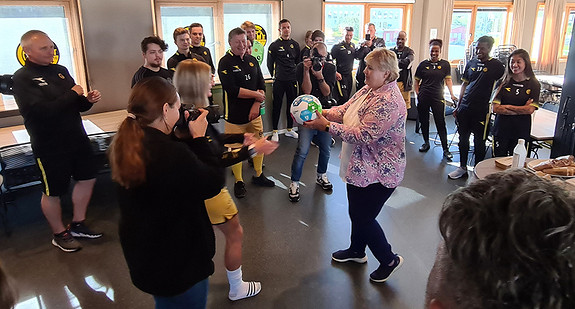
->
[[35, 143, 97, 196]]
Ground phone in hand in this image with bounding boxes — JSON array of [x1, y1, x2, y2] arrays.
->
[[365, 33, 371, 41]]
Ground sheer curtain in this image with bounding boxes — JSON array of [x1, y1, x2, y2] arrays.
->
[[440, 0, 454, 60], [510, 0, 528, 48], [537, 0, 567, 74]]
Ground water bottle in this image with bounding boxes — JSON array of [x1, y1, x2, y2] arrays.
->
[[511, 139, 527, 168], [260, 101, 265, 115]]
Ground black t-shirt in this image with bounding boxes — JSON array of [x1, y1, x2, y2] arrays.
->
[[331, 41, 356, 75], [414, 59, 451, 101], [492, 77, 541, 139], [267, 38, 300, 81], [131, 66, 173, 88], [218, 51, 265, 124], [167, 50, 208, 72], [459, 58, 505, 115], [190, 45, 215, 73], [296, 62, 336, 107]]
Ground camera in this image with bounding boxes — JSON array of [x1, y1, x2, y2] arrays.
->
[[365, 33, 371, 41], [310, 48, 323, 71], [174, 104, 221, 132], [0, 74, 14, 95]]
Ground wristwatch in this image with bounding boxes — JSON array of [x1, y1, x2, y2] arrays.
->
[[325, 123, 330, 132]]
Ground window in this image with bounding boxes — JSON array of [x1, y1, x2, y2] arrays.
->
[[531, 3, 544, 61], [561, 6, 575, 58], [155, 0, 280, 77], [448, 2, 512, 63], [0, 1, 85, 112], [323, 3, 412, 52]]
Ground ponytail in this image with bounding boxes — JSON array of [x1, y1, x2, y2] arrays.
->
[[109, 117, 146, 189]]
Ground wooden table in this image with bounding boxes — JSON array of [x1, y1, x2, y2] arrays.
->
[[0, 110, 127, 147], [474, 157, 535, 179]]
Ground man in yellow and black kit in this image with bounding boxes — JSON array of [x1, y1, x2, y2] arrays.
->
[[218, 27, 275, 198], [12, 30, 102, 253]]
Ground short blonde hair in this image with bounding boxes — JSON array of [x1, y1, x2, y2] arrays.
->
[[365, 47, 399, 82], [173, 59, 211, 108]]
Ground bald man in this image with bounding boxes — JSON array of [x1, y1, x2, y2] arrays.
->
[[12, 30, 102, 253], [391, 31, 414, 109]]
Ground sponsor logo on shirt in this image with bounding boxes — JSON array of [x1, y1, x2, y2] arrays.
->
[[32, 77, 48, 86], [233, 65, 241, 72]]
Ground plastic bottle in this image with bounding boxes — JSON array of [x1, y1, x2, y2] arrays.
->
[[260, 101, 265, 115], [511, 139, 527, 168]]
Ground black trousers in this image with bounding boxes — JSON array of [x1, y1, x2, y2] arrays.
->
[[456, 110, 489, 167], [272, 80, 297, 130], [417, 97, 448, 150], [335, 72, 353, 105]]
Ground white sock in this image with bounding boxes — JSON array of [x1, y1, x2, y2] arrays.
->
[[226, 266, 262, 300], [226, 266, 243, 291]]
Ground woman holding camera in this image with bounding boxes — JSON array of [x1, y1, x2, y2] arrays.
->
[[304, 48, 406, 283], [109, 77, 223, 308], [174, 59, 277, 301]]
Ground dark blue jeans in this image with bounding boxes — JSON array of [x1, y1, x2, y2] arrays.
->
[[347, 183, 396, 265], [291, 127, 331, 182], [153, 278, 208, 309]]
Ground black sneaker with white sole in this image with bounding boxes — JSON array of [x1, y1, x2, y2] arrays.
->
[[332, 248, 368, 263], [289, 183, 300, 202], [69, 222, 103, 239], [369, 255, 404, 283], [52, 231, 82, 252], [316, 174, 333, 190]]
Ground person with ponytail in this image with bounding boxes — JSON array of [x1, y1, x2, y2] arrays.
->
[[109, 76, 224, 309], [174, 59, 277, 301]]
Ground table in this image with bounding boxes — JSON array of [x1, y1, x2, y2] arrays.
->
[[474, 157, 535, 179]]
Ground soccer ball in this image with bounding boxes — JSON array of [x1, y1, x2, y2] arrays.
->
[[290, 94, 323, 125]]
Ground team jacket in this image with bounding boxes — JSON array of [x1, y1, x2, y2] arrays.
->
[[12, 61, 93, 156], [190, 45, 215, 74], [331, 41, 356, 75], [267, 38, 300, 81], [167, 50, 209, 72]]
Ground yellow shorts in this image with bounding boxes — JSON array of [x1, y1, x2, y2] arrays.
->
[[205, 187, 238, 225], [224, 116, 264, 148], [397, 81, 412, 109]]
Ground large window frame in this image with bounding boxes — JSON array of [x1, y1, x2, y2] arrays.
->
[[154, 0, 280, 77], [559, 4, 575, 60], [448, 1, 513, 64], [321, 2, 412, 51], [0, 0, 87, 113], [530, 2, 544, 62]]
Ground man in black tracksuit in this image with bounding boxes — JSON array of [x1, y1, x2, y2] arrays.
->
[[355, 23, 386, 90], [167, 27, 207, 72], [12, 30, 102, 252], [331, 27, 356, 105], [267, 19, 300, 141]]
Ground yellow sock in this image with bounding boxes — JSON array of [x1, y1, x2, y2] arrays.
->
[[231, 163, 243, 182], [287, 128, 292, 132], [253, 154, 264, 177]]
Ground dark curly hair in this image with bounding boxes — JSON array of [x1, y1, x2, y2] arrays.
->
[[438, 169, 575, 308]]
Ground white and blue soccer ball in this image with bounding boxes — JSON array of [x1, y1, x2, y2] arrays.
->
[[290, 94, 323, 125]]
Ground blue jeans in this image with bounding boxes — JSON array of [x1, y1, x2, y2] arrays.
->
[[291, 126, 331, 182], [153, 278, 208, 309]]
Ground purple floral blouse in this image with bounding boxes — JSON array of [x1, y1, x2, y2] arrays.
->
[[325, 81, 407, 188]]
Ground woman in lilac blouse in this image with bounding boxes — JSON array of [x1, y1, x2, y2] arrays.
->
[[304, 47, 407, 283]]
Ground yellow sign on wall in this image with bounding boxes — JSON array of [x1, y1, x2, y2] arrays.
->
[[16, 43, 60, 66]]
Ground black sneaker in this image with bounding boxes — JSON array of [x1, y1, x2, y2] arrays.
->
[[234, 181, 246, 198], [252, 173, 275, 187], [316, 174, 333, 190], [332, 248, 367, 263], [443, 149, 453, 161], [289, 182, 300, 202], [69, 222, 103, 239], [369, 255, 404, 283], [52, 231, 82, 252], [419, 143, 430, 152]]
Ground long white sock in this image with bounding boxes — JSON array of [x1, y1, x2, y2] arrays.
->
[[226, 266, 261, 301], [226, 266, 243, 291]]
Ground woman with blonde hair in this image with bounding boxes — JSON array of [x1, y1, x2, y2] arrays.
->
[[174, 59, 277, 301], [305, 48, 406, 283], [109, 76, 223, 308]]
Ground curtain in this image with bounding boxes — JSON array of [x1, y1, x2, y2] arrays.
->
[[440, 0, 454, 60], [537, 0, 567, 74], [510, 0, 528, 48]]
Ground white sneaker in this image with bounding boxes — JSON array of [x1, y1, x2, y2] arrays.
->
[[285, 130, 298, 139], [448, 167, 468, 179], [271, 132, 279, 142], [289, 182, 300, 202]]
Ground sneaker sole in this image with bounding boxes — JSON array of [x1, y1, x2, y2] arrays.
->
[[229, 281, 261, 301], [332, 255, 368, 263], [369, 256, 404, 283], [289, 196, 300, 202], [316, 182, 333, 190], [52, 239, 82, 252], [448, 172, 468, 180], [70, 231, 103, 239]]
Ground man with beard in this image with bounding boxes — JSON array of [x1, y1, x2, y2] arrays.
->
[[391, 31, 414, 109], [131, 36, 172, 87]]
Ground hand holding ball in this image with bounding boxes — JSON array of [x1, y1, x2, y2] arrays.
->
[[290, 94, 323, 125]]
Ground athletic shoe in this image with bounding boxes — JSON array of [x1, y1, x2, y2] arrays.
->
[[69, 222, 103, 239], [289, 182, 300, 202], [252, 173, 275, 187], [228, 281, 262, 301], [419, 143, 430, 152], [369, 255, 404, 283], [271, 132, 279, 142], [331, 138, 336, 147], [234, 181, 246, 198], [443, 149, 453, 161], [285, 130, 298, 139], [332, 248, 368, 263], [316, 174, 333, 190], [52, 231, 82, 252], [448, 167, 468, 179]]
